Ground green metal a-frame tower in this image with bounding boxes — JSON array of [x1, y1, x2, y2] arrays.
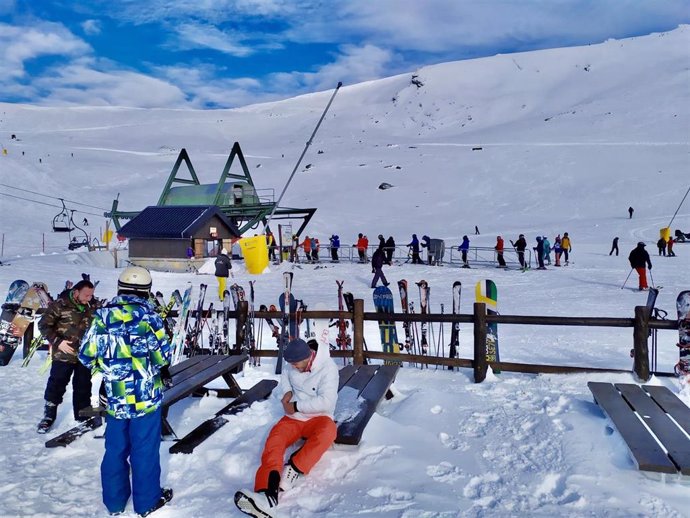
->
[[106, 141, 316, 236]]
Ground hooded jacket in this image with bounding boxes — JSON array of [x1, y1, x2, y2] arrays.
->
[[38, 290, 94, 364], [280, 338, 339, 422]]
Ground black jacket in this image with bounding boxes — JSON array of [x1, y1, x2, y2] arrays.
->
[[214, 253, 232, 277], [371, 249, 385, 270], [628, 246, 652, 269]]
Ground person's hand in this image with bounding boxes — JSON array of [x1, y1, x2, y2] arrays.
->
[[281, 391, 296, 415], [160, 365, 173, 389], [57, 340, 74, 354], [649, 265, 652, 270]]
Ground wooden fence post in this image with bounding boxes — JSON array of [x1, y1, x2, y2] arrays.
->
[[473, 302, 487, 383], [633, 305, 651, 381], [353, 298, 365, 365]]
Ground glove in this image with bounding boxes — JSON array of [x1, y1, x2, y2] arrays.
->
[[648, 265, 652, 270], [161, 365, 173, 389]]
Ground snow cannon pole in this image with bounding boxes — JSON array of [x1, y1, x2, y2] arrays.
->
[[667, 185, 690, 228], [265, 82, 343, 229], [620, 268, 633, 290]]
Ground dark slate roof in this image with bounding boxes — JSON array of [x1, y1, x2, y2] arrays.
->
[[119, 206, 240, 239]]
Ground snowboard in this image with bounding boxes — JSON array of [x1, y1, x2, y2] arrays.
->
[[0, 283, 52, 366], [44, 415, 103, 448], [373, 285, 401, 365], [0, 280, 30, 364], [475, 279, 500, 373], [675, 290, 690, 383]]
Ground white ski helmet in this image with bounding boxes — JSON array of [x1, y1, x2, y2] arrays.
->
[[118, 266, 152, 293]]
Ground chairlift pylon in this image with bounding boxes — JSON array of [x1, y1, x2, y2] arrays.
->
[[52, 199, 74, 233]]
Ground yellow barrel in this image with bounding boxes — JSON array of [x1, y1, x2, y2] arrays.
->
[[239, 235, 269, 274], [660, 227, 671, 241]]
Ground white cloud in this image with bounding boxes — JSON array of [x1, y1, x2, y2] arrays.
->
[[81, 19, 102, 36], [0, 22, 90, 79], [174, 23, 255, 57]]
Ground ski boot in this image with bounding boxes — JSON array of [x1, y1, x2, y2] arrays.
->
[[37, 401, 57, 434], [137, 488, 173, 517]]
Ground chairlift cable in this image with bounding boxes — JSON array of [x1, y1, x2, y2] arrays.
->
[[0, 182, 109, 211], [0, 191, 103, 217]]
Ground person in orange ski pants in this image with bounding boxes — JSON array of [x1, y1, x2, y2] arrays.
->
[[234, 338, 339, 517]]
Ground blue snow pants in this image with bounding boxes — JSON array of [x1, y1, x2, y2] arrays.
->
[[101, 407, 162, 515]]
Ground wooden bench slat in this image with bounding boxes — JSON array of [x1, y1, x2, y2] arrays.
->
[[337, 365, 358, 391], [169, 379, 278, 454], [168, 356, 227, 388], [336, 365, 398, 446], [164, 355, 247, 407], [587, 382, 676, 473], [643, 385, 690, 436], [616, 383, 690, 475]]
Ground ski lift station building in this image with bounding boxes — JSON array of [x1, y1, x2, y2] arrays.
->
[[117, 206, 240, 272]]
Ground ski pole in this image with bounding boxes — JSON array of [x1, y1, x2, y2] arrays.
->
[[649, 268, 655, 288], [620, 268, 633, 289]]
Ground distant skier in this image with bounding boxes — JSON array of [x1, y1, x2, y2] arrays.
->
[[214, 248, 233, 300], [628, 242, 652, 291], [370, 247, 389, 288], [458, 235, 470, 268], [421, 235, 433, 265], [301, 235, 312, 262], [355, 233, 367, 263], [495, 236, 506, 267], [667, 237, 676, 257], [291, 235, 300, 263], [377, 234, 386, 251], [510, 234, 527, 269], [407, 234, 421, 264], [329, 234, 340, 262], [628, 206, 634, 219], [310, 237, 319, 262], [475, 225, 480, 235], [533, 236, 545, 269], [656, 237, 666, 256], [266, 231, 276, 262], [82, 218, 89, 226], [553, 235, 563, 267], [542, 236, 551, 265], [561, 232, 572, 264], [385, 236, 395, 265], [609, 237, 619, 256]]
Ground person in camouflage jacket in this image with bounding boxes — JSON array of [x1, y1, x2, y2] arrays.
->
[[37, 279, 95, 433], [79, 266, 173, 517]]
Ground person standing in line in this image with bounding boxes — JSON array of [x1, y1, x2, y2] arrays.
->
[[407, 234, 421, 264], [329, 234, 340, 262], [542, 236, 551, 265], [301, 235, 312, 263], [266, 232, 276, 262], [458, 235, 470, 268], [355, 233, 367, 263], [420, 235, 433, 265], [609, 237, 619, 256], [37, 279, 96, 433], [214, 248, 233, 300], [533, 236, 546, 269], [495, 236, 506, 267], [370, 247, 389, 288], [385, 236, 395, 265], [291, 235, 300, 263], [628, 242, 652, 291], [553, 235, 563, 266], [234, 338, 338, 517], [561, 232, 572, 264], [79, 266, 173, 517], [510, 234, 527, 269]]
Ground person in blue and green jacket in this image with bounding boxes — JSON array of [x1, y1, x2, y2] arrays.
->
[[79, 266, 173, 517]]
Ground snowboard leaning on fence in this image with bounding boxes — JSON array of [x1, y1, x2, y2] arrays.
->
[[675, 290, 690, 383], [373, 285, 401, 364], [0, 282, 52, 366], [475, 279, 500, 373]]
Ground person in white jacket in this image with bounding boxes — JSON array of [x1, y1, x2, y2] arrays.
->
[[235, 337, 339, 517]]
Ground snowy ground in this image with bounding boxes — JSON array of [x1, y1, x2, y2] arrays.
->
[[0, 26, 689, 518]]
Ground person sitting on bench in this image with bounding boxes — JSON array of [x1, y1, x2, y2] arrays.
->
[[234, 338, 339, 517]]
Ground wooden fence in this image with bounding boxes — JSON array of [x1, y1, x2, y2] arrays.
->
[[24, 301, 677, 383]]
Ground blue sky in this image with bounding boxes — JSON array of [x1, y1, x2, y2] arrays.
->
[[0, 0, 688, 108]]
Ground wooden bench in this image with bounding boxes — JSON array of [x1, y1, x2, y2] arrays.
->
[[46, 354, 262, 448], [335, 364, 398, 445], [588, 382, 690, 475]]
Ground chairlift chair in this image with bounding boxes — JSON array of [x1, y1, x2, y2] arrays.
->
[[52, 199, 74, 232]]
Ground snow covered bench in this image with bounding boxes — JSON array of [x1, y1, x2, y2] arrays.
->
[[335, 364, 398, 446], [588, 382, 690, 475]]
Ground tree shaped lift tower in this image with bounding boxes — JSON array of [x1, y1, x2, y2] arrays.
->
[[106, 142, 316, 236]]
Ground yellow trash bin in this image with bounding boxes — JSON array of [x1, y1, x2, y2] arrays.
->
[[660, 227, 671, 241], [239, 235, 269, 274]]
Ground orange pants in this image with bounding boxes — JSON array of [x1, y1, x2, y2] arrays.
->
[[254, 415, 336, 491], [635, 267, 648, 289]]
